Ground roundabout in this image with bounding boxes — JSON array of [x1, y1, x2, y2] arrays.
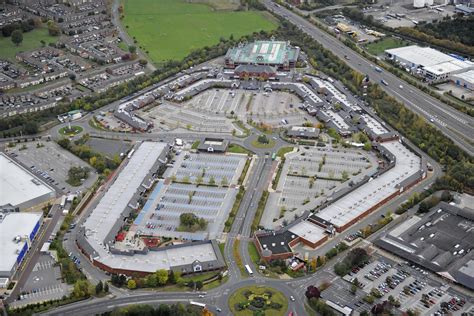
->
[[228, 285, 288, 316], [58, 125, 83, 137]]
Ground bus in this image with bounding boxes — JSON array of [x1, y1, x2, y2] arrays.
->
[[127, 149, 135, 159], [190, 301, 206, 308], [245, 264, 253, 275], [271, 153, 276, 161]]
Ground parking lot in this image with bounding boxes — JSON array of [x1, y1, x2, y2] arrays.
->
[[141, 102, 236, 133], [133, 152, 246, 240], [169, 152, 246, 186], [330, 255, 474, 315], [187, 89, 310, 127], [86, 137, 132, 158], [10, 254, 71, 309], [8, 141, 98, 194], [262, 146, 378, 228], [134, 182, 235, 240]]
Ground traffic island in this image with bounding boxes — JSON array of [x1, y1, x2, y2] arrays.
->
[[228, 285, 288, 316], [58, 125, 83, 136], [250, 134, 275, 149]]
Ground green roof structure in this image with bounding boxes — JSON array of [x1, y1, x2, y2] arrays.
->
[[225, 40, 299, 70]]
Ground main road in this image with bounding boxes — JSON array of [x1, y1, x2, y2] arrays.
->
[[263, 0, 474, 156]]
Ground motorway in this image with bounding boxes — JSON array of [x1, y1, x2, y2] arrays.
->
[[263, 0, 474, 156]]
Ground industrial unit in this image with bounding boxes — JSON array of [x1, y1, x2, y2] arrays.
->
[[0, 153, 55, 211], [385, 45, 474, 82], [0, 212, 43, 287], [376, 201, 474, 290]]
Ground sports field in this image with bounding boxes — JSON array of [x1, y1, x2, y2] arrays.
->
[[121, 0, 278, 63]]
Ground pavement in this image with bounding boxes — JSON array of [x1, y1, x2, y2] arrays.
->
[[264, 0, 474, 156]]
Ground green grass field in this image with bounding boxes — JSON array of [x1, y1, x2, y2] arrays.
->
[[0, 28, 57, 61], [365, 37, 410, 56], [121, 0, 278, 63]]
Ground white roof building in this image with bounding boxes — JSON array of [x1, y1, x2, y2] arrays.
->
[[452, 70, 474, 91], [83, 142, 167, 247], [316, 140, 421, 229], [0, 153, 55, 210], [385, 45, 474, 81], [0, 212, 42, 278]]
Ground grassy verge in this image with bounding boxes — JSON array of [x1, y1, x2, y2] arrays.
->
[[248, 242, 261, 266], [224, 186, 245, 232], [251, 190, 269, 233], [237, 157, 252, 185], [233, 120, 250, 137], [227, 143, 252, 155], [272, 160, 284, 190], [276, 146, 294, 158], [233, 239, 246, 277], [191, 140, 200, 150], [218, 242, 226, 263]]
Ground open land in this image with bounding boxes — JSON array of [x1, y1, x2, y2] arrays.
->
[[121, 0, 278, 63]]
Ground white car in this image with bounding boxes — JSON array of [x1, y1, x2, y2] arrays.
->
[[399, 85, 403, 89], [290, 296, 295, 301]]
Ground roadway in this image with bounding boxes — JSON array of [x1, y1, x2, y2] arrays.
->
[[264, 0, 474, 156]]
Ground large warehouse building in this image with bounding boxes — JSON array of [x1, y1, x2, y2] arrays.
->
[[0, 212, 42, 286], [225, 40, 300, 71], [0, 153, 55, 211], [385, 45, 474, 82], [375, 201, 474, 290]]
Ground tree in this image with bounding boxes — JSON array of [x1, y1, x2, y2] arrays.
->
[[127, 279, 137, 290], [72, 280, 92, 298], [257, 134, 269, 144], [168, 270, 178, 284], [195, 280, 203, 290], [95, 280, 103, 294], [208, 175, 216, 186], [128, 45, 137, 54], [103, 282, 109, 293], [305, 285, 321, 300], [47, 20, 60, 36], [11, 29, 23, 46], [156, 269, 168, 286], [146, 274, 158, 287]]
